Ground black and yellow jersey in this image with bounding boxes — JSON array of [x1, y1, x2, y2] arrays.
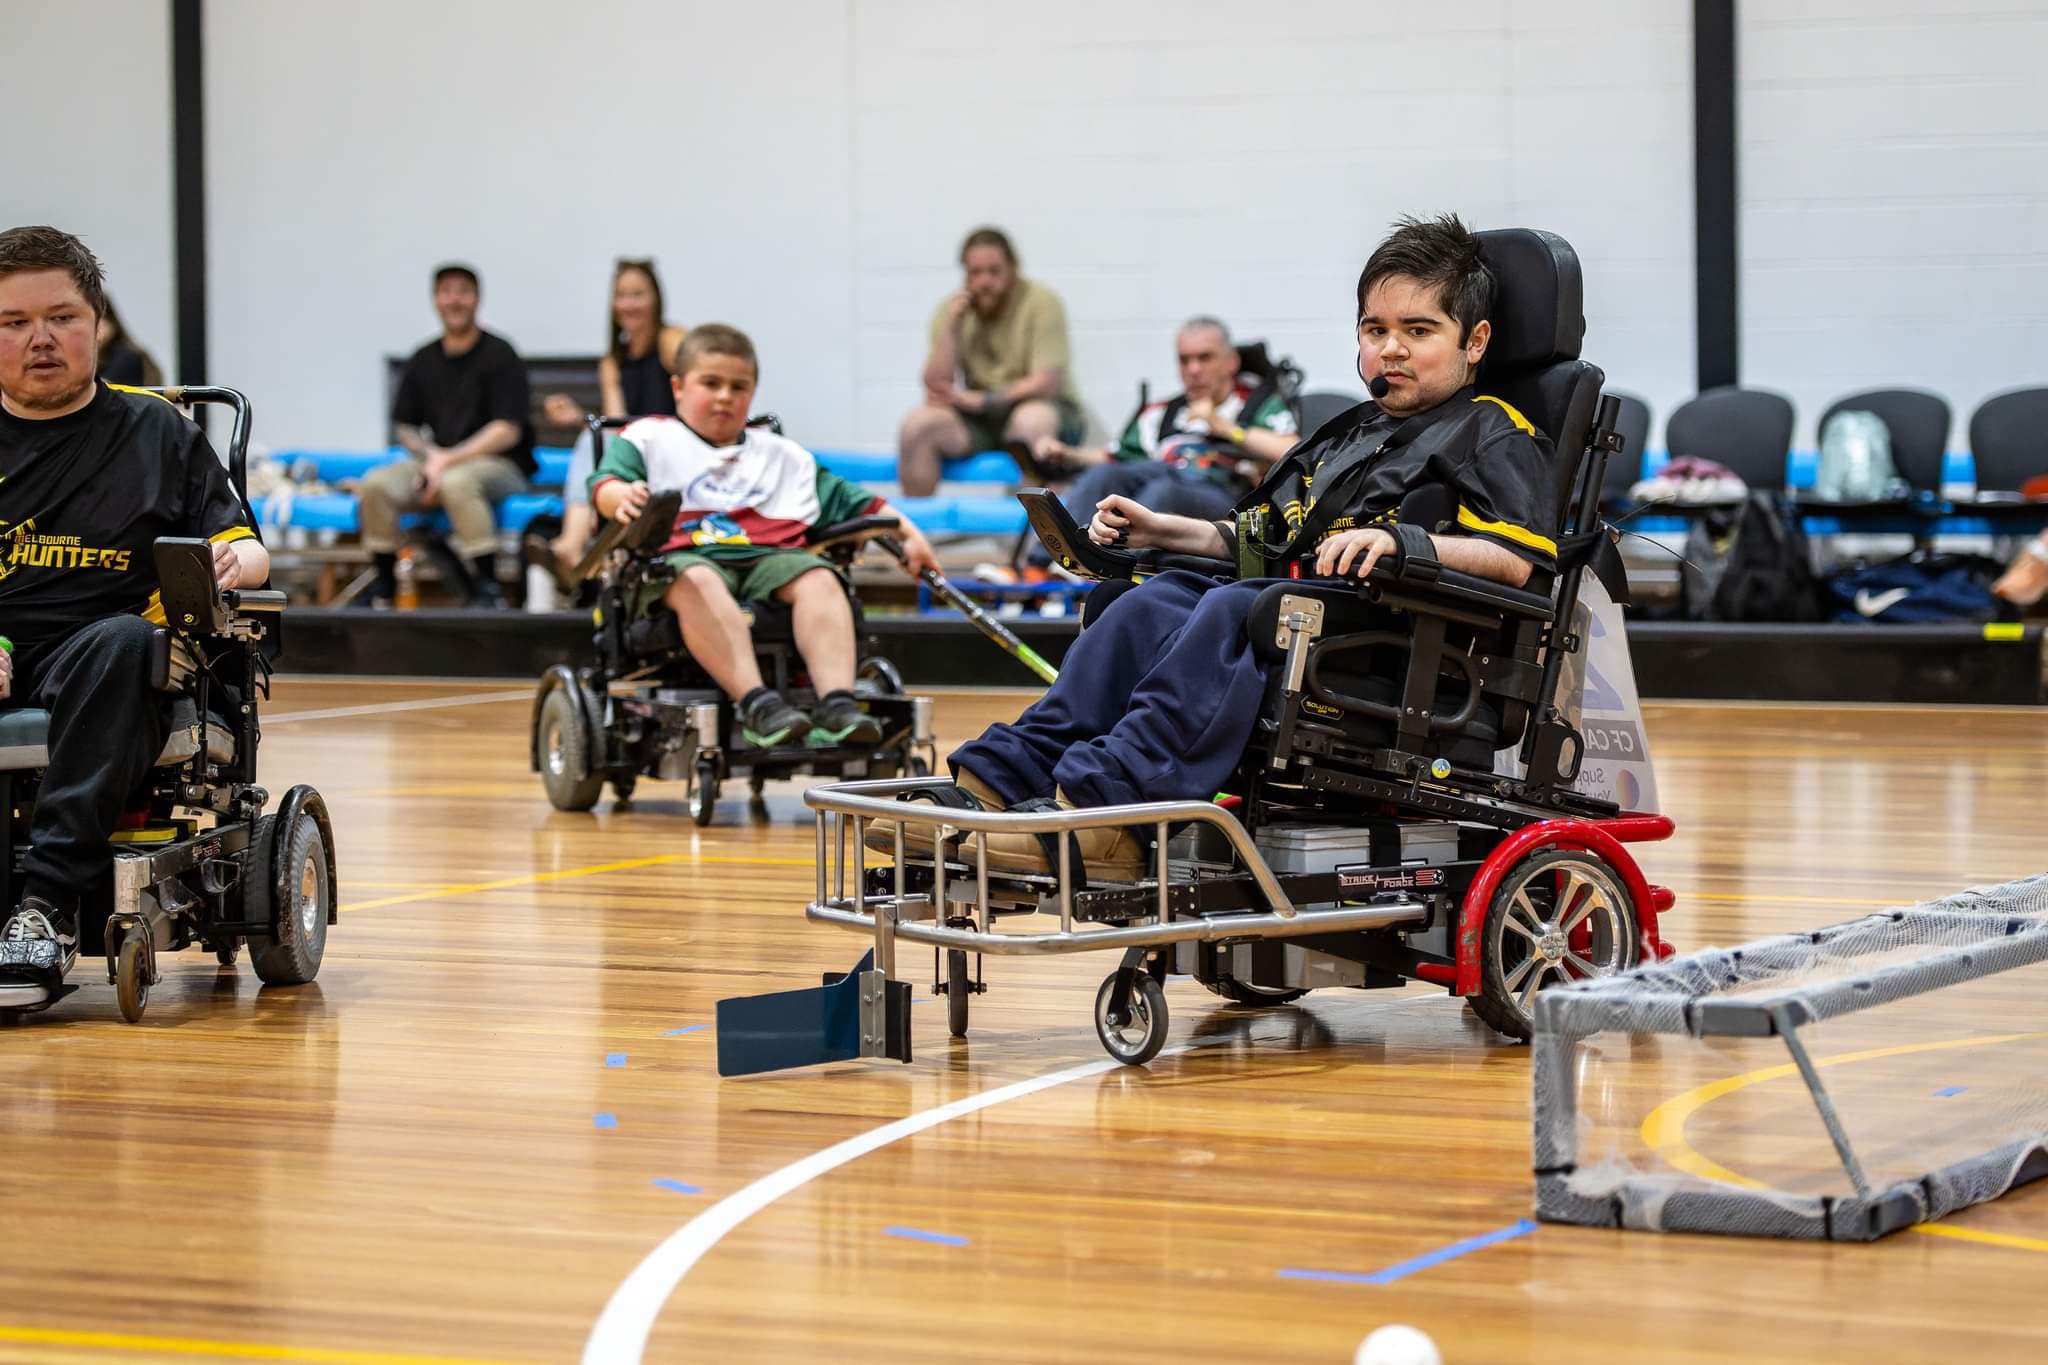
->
[[0, 382, 254, 651], [1231, 384, 1558, 574]]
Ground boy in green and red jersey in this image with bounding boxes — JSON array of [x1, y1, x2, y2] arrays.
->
[[590, 324, 938, 748]]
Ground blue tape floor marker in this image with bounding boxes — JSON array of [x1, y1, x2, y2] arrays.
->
[[1934, 1086, 1968, 1098], [1277, 1219, 1538, 1287], [593, 1113, 619, 1130], [883, 1226, 969, 1248], [664, 1024, 709, 1036], [652, 1179, 702, 1196], [605, 1053, 628, 1068]]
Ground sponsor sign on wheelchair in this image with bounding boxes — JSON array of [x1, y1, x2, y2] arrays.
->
[[1496, 576, 1659, 813]]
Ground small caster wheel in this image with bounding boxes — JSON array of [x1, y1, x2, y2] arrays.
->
[[946, 948, 971, 1038], [749, 774, 768, 799], [611, 772, 637, 805], [908, 754, 933, 778], [116, 933, 151, 1024], [1094, 970, 1168, 1066], [214, 938, 240, 967], [691, 759, 720, 827]]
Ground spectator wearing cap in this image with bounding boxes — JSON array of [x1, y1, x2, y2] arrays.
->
[[357, 263, 534, 607]]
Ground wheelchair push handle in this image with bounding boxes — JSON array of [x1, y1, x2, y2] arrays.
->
[[146, 386, 256, 524]]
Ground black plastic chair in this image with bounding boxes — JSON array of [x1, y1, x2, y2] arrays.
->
[[1967, 387, 2048, 494], [1664, 387, 1794, 492], [1818, 387, 1952, 495]]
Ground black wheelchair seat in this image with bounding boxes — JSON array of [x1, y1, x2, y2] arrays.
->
[[0, 696, 234, 773]]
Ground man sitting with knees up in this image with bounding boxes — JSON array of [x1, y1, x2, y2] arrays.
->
[[590, 324, 939, 748], [0, 226, 269, 1002], [933, 215, 1554, 877]]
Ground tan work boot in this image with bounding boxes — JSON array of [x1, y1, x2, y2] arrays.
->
[[979, 789, 1146, 881], [862, 764, 1009, 859]]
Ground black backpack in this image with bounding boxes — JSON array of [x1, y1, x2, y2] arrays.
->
[[1680, 491, 1822, 622]]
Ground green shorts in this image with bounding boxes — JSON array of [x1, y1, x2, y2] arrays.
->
[[962, 396, 1087, 453], [632, 547, 845, 616]]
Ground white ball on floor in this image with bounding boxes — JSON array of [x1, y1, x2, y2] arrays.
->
[[1355, 1324, 1442, 1365]]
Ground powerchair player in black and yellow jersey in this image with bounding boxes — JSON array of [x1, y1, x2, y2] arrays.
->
[[0, 226, 269, 997], [946, 215, 1555, 878]]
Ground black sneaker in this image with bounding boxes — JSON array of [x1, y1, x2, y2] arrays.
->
[[739, 689, 811, 748], [807, 692, 884, 748]]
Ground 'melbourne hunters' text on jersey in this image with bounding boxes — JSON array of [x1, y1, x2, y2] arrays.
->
[[590, 417, 882, 562], [0, 383, 255, 651]]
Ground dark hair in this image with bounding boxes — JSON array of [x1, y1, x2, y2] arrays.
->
[[959, 226, 1017, 267], [0, 225, 107, 319], [432, 262, 480, 293], [607, 258, 669, 366], [675, 323, 758, 381], [1355, 214, 1494, 344]]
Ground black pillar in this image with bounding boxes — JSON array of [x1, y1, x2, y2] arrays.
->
[[1694, 0, 1738, 391], [171, 0, 206, 384]]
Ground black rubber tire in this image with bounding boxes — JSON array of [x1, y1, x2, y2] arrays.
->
[[1094, 971, 1169, 1066], [115, 933, 150, 1023], [538, 687, 604, 812], [1200, 975, 1309, 1007], [1470, 846, 1638, 1041], [248, 811, 331, 987], [691, 760, 719, 827], [214, 940, 240, 967], [908, 754, 933, 778], [946, 949, 971, 1038], [611, 772, 637, 804]]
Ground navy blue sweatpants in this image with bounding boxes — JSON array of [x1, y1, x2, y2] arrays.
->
[[951, 570, 1271, 807]]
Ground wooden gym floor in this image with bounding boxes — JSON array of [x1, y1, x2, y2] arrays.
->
[[3, 681, 2046, 1365]]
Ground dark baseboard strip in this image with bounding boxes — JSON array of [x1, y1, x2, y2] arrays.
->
[[275, 610, 2043, 706]]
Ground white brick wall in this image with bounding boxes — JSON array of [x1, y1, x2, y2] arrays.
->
[[1741, 1, 2048, 452], [5, 1, 176, 380], [200, 0, 1696, 454]]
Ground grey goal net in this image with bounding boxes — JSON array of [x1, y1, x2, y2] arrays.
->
[[1531, 874, 2048, 1241]]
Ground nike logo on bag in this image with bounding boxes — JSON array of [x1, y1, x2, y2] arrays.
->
[[1855, 587, 1912, 617]]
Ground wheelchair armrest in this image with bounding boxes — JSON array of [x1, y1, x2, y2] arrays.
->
[[1016, 487, 1233, 582], [570, 489, 683, 581], [804, 515, 901, 552], [1385, 563, 1556, 621]]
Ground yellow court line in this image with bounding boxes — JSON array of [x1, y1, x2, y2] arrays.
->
[[335, 853, 815, 913], [1641, 1031, 2048, 1246], [0, 1323, 531, 1365]]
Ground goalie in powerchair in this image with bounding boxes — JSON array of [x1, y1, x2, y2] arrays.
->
[[0, 226, 269, 1004], [906, 214, 1557, 877]]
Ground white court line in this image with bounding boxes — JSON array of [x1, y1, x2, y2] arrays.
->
[[265, 690, 530, 725], [582, 987, 1462, 1363], [583, 1046, 1186, 1364]]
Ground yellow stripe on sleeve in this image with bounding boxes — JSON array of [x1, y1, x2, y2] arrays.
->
[[1456, 505, 1557, 558], [1471, 393, 1536, 435], [142, 590, 166, 625], [210, 525, 256, 545]]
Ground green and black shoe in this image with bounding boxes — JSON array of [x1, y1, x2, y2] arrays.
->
[[738, 689, 811, 748], [807, 691, 884, 748]]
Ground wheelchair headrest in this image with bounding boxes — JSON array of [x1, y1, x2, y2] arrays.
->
[[1474, 228, 1585, 379], [1235, 340, 1278, 382]]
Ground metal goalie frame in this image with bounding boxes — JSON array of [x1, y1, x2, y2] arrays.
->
[[1531, 876, 2048, 1242]]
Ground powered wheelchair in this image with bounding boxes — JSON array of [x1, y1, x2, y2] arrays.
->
[[531, 415, 937, 826], [715, 228, 1677, 1073], [0, 388, 336, 1024]]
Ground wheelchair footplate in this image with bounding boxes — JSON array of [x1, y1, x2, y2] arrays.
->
[[714, 777, 1439, 1074]]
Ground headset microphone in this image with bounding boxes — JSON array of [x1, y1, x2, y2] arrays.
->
[[1368, 375, 1391, 400]]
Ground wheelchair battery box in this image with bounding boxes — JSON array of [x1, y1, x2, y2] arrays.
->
[[1250, 821, 1459, 878]]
